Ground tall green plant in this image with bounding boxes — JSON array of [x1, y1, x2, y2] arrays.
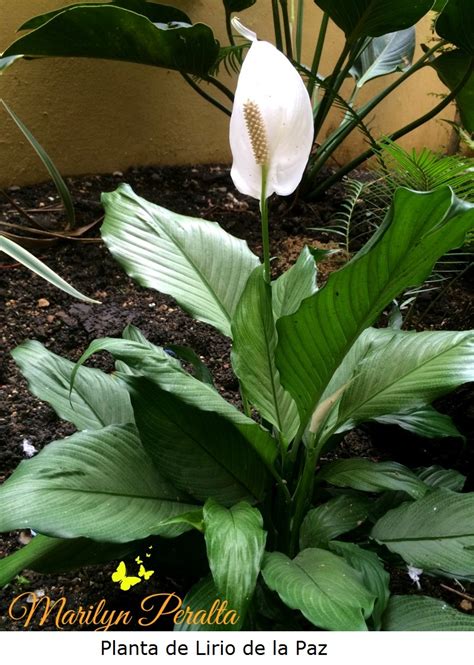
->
[[2, 0, 473, 198], [1, 21, 474, 630]]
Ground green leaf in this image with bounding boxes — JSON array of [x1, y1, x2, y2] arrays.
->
[[300, 495, 371, 548], [0, 236, 98, 303], [0, 424, 197, 542], [231, 266, 299, 443], [12, 340, 133, 430], [376, 406, 465, 441], [382, 595, 474, 630], [261, 548, 375, 630], [165, 344, 215, 386], [319, 459, 429, 499], [203, 500, 266, 621], [4, 5, 219, 78], [313, 0, 433, 40], [75, 336, 277, 468], [20, 1, 191, 30], [223, 0, 257, 14], [416, 466, 466, 492], [272, 246, 319, 320], [101, 184, 259, 338], [276, 188, 474, 425], [431, 50, 474, 133], [0, 534, 135, 588], [372, 489, 474, 580], [174, 576, 239, 631], [124, 375, 269, 506], [328, 541, 390, 630], [349, 28, 415, 88], [436, 0, 474, 54], [335, 328, 474, 429], [2, 100, 75, 228], [0, 55, 23, 73]]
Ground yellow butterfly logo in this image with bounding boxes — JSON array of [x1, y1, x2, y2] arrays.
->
[[138, 564, 155, 581], [111, 561, 141, 591]]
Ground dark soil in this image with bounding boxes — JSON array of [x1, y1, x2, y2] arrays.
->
[[0, 164, 473, 630]]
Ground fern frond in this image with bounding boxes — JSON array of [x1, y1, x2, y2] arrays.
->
[[373, 140, 474, 201], [209, 43, 249, 77], [312, 179, 365, 253]]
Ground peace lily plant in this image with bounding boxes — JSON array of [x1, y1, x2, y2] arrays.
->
[[1, 20, 474, 632]]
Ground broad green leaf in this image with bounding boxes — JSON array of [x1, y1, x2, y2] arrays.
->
[[12, 340, 133, 430], [20, 1, 191, 31], [376, 406, 465, 441], [223, 0, 257, 13], [431, 50, 474, 133], [2, 100, 75, 228], [0, 535, 135, 588], [101, 184, 259, 338], [349, 28, 415, 88], [0, 55, 22, 73], [382, 595, 474, 630], [0, 424, 197, 542], [416, 466, 466, 492], [262, 548, 375, 630], [124, 375, 269, 506], [300, 495, 371, 548], [203, 500, 266, 621], [272, 246, 319, 320], [319, 459, 429, 499], [317, 328, 469, 442], [329, 541, 390, 630], [174, 576, 239, 631], [372, 489, 474, 580], [3, 6, 219, 78], [336, 329, 474, 429], [0, 236, 98, 303], [75, 336, 277, 468], [231, 266, 299, 443], [316, 327, 397, 438], [436, 0, 474, 54], [276, 188, 474, 425], [313, 0, 433, 40]]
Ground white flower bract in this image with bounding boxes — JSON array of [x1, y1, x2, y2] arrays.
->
[[229, 20, 313, 200]]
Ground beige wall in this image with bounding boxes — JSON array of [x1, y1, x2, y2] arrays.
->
[[0, 1, 455, 186]]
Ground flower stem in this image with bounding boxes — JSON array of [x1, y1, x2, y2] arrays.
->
[[260, 167, 271, 284]]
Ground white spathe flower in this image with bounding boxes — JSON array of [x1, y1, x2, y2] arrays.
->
[[229, 19, 313, 200]]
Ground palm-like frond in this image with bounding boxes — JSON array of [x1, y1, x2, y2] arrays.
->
[[209, 43, 249, 77], [366, 142, 473, 319], [312, 179, 371, 253], [373, 140, 474, 201]]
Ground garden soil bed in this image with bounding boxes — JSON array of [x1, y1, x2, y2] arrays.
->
[[1, 164, 473, 630]]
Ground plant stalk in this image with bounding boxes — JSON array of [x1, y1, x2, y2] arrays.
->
[[279, 0, 294, 60], [295, 0, 305, 62], [307, 12, 329, 99], [289, 444, 317, 556], [181, 73, 231, 116], [225, 10, 235, 46], [271, 0, 284, 52]]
